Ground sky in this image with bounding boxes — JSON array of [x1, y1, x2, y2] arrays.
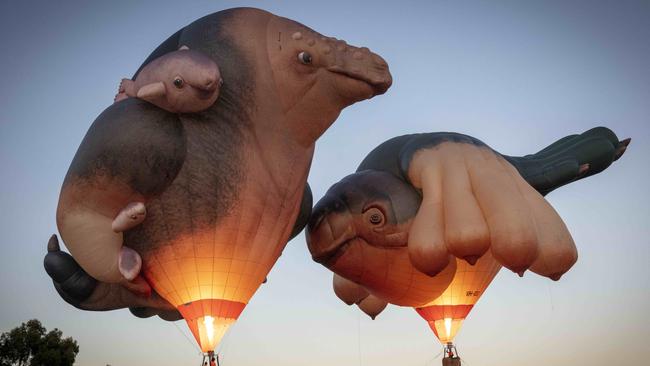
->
[[0, 0, 648, 365]]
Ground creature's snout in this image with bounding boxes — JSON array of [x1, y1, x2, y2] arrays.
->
[[342, 47, 391, 93], [306, 197, 355, 265], [325, 38, 392, 95], [289, 30, 392, 95], [203, 79, 217, 91]]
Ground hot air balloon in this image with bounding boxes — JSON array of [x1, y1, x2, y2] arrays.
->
[[307, 128, 629, 360], [46, 7, 391, 355], [415, 253, 500, 356]]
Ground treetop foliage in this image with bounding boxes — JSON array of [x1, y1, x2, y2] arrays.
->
[[0, 319, 79, 366]]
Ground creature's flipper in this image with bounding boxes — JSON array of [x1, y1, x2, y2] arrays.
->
[[357, 294, 388, 320], [129, 307, 182, 321], [114, 93, 128, 102], [112, 202, 147, 232], [504, 127, 630, 196], [121, 274, 151, 298], [136, 81, 166, 103], [115, 79, 136, 103], [45, 234, 178, 319], [44, 234, 98, 307], [120, 78, 135, 94], [109, 203, 148, 285]]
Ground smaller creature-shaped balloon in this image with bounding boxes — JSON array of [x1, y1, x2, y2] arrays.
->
[[307, 127, 630, 307], [114, 46, 223, 113], [308, 127, 629, 346]]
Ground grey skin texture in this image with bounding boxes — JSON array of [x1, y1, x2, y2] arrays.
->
[[44, 235, 182, 320], [46, 7, 391, 321], [307, 128, 629, 295], [115, 46, 223, 113]]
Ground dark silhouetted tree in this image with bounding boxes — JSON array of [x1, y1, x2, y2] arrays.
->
[[0, 320, 78, 366]]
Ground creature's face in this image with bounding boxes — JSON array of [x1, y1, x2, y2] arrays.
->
[[307, 170, 457, 307], [162, 49, 223, 113], [265, 15, 392, 142], [307, 170, 419, 270]]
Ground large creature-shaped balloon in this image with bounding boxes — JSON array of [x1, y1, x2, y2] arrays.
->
[[44, 7, 391, 353], [307, 127, 628, 344]]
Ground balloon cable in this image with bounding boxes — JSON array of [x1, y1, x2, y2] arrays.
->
[[423, 349, 443, 366], [171, 320, 202, 355], [546, 282, 555, 312], [357, 311, 362, 366], [215, 326, 233, 364]]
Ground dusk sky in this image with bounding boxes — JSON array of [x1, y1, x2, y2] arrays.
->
[[1, 1, 648, 365]]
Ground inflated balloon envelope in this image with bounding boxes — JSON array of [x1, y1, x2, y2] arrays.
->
[[307, 128, 629, 346], [332, 252, 499, 344], [54, 7, 391, 353], [415, 254, 500, 344]]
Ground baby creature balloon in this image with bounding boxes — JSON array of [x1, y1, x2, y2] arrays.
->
[[307, 127, 629, 344], [114, 46, 224, 114], [45, 7, 391, 353]]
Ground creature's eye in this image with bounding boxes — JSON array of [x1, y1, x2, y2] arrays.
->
[[364, 207, 385, 227], [173, 77, 184, 88], [298, 51, 312, 65]]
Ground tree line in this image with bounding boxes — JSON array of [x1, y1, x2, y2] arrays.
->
[[0, 319, 78, 366]]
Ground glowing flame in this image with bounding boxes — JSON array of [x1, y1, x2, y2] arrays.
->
[[178, 300, 243, 352], [444, 317, 452, 338], [204, 316, 215, 345]]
